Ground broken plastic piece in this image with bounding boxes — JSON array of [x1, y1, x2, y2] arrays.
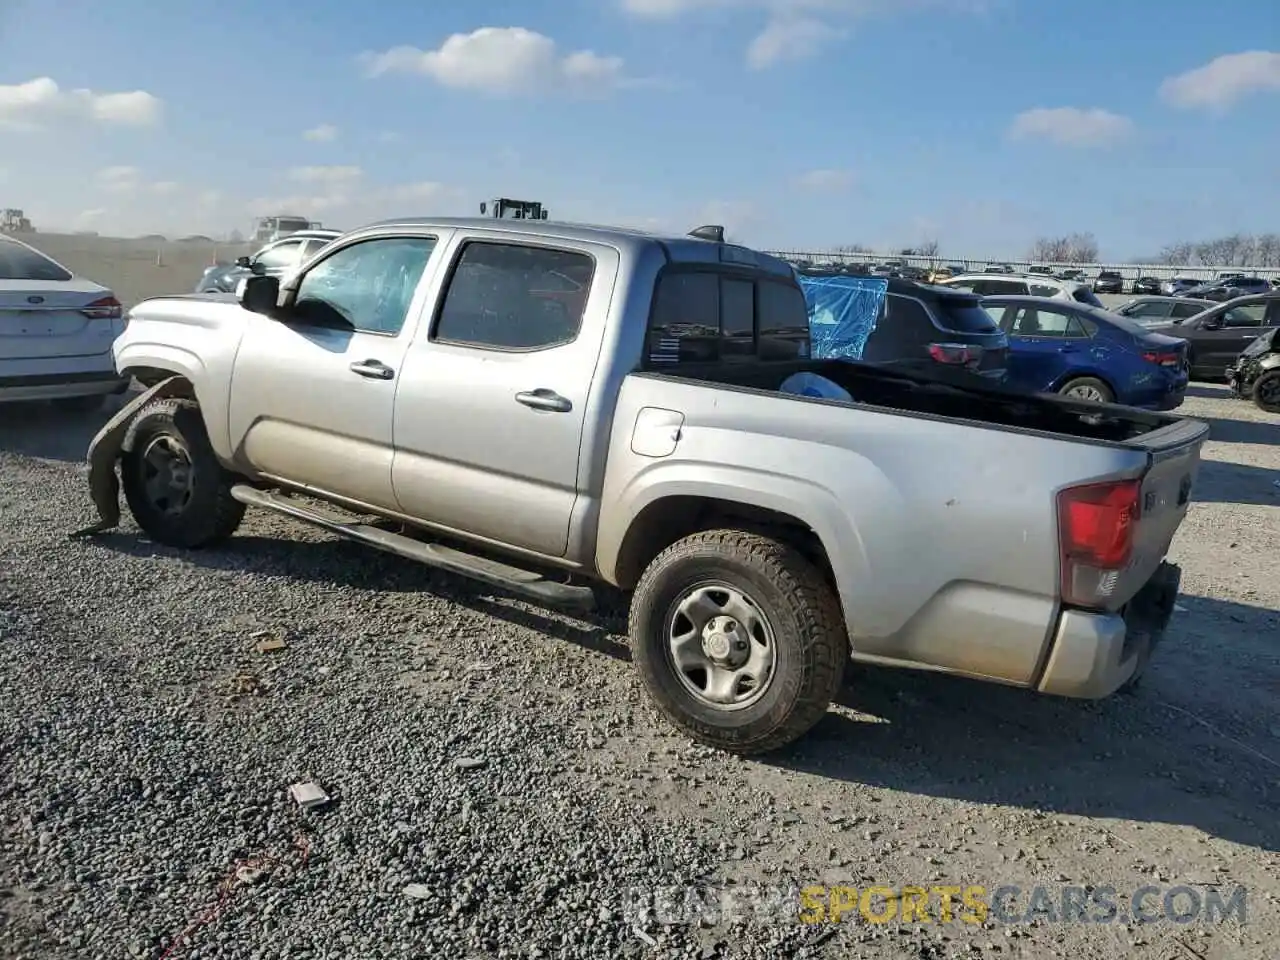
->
[[289, 782, 330, 810]]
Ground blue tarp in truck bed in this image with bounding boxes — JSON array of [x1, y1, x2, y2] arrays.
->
[[796, 274, 888, 360]]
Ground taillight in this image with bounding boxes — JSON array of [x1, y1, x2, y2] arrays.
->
[[81, 295, 123, 320], [1142, 350, 1182, 368], [928, 342, 982, 366], [1056, 479, 1141, 608]]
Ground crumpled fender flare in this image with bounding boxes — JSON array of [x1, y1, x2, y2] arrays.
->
[[69, 377, 191, 539]]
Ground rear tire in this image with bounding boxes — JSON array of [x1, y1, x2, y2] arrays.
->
[[1058, 376, 1114, 403], [120, 397, 245, 548], [1252, 370, 1280, 414], [628, 529, 848, 755]]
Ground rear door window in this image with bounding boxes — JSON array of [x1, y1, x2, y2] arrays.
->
[[1028, 283, 1060, 298], [1124, 301, 1173, 319], [936, 298, 999, 333], [255, 239, 306, 271], [1171, 301, 1206, 320], [1221, 303, 1267, 328], [1010, 307, 1089, 338], [0, 240, 73, 281]]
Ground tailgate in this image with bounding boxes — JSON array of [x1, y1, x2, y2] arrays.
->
[[1118, 416, 1207, 604]]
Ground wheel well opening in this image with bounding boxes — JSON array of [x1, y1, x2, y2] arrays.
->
[[613, 496, 835, 591], [122, 368, 196, 396]]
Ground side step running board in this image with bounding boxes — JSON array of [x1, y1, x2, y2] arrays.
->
[[229, 485, 596, 612]]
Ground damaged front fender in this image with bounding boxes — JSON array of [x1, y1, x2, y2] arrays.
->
[[69, 377, 190, 539]]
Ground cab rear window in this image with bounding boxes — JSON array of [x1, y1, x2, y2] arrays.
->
[[646, 270, 809, 367]]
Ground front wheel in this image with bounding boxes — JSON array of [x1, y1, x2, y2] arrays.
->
[[1059, 376, 1114, 403], [629, 529, 848, 755], [120, 397, 246, 548], [1252, 370, 1280, 414]]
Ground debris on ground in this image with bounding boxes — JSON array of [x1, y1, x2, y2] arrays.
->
[[289, 782, 330, 810]]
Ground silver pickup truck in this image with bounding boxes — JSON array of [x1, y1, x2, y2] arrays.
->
[[77, 217, 1207, 755]]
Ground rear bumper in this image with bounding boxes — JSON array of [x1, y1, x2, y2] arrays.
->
[[0, 371, 131, 402], [1037, 562, 1181, 698]]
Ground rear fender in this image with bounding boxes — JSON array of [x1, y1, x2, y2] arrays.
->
[[69, 377, 191, 538]]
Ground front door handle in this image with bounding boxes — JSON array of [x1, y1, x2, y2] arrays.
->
[[349, 359, 394, 380], [515, 389, 572, 413]]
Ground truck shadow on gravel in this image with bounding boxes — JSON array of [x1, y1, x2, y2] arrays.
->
[[1199, 415, 1280, 447], [778, 590, 1279, 854], [1189, 458, 1280, 505], [90, 529, 1278, 854], [0, 401, 123, 463], [88, 531, 633, 662]]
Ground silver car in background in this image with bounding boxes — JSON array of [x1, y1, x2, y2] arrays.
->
[[0, 235, 130, 410]]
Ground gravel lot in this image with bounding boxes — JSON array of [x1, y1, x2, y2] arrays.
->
[[1, 386, 1277, 960]]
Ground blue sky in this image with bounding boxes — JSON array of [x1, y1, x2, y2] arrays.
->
[[1, 0, 1277, 259]]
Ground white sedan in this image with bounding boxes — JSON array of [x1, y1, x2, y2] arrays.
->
[[1, 235, 130, 410]]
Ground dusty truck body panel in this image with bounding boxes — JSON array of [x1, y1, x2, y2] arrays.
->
[[82, 215, 1207, 753], [596, 367, 1201, 691]]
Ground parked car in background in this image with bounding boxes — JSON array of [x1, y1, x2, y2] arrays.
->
[[983, 263, 1014, 274], [0, 235, 129, 410], [982, 296, 1189, 409], [1145, 294, 1280, 380], [1228, 326, 1280, 413], [1162, 277, 1205, 296], [1114, 296, 1216, 326], [1132, 276, 1162, 295], [1028, 265, 1053, 275], [1093, 270, 1125, 294], [194, 230, 340, 294], [795, 270, 1010, 383], [1057, 269, 1086, 281], [1179, 276, 1273, 302], [938, 272, 1105, 307]]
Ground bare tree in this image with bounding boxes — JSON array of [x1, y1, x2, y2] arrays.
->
[[1158, 241, 1194, 265], [1028, 236, 1069, 262], [915, 238, 940, 258], [1065, 232, 1098, 263], [1256, 233, 1280, 268], [835, 243, 872, 254]]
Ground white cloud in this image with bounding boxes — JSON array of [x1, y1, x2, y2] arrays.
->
[[250, 168, 459, 228], [1159, 51, 1280, 110], [96, 165, 142, 193], [151, 181, 180, 196], [0, 77, 162, 129], [747, 17, 842, 68], [288, 165, 364, 185], [1008, 107, 1133, 147], [620, 0, 993, 67], [303, 123, 338, 142], [361, 27, 626, 96], [794, 168, 855, 191]]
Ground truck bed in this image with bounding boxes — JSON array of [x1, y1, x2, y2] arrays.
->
[[662, 357, 1202, 450]]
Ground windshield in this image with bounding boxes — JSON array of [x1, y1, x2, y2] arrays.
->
[[1242, 328, 1276, 356], [937, 298, 999, 333], [0, 240, 74, 281], [275, 219, 311, 232]]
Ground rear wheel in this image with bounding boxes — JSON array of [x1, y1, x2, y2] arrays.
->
[[1252, 370, 1280, 414], [1059, 377, 1114, 403], [120, 397, 245, 548], [629, 529, 848, 755]]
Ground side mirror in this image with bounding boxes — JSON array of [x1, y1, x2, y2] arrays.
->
[[1201, 317, 1222, 331], [235, 255, 253, 268], [236, 275, 281, 316], [479, 202, 488, 215]]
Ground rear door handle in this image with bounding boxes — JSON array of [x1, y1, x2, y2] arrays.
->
[[515, 389, 572, 413], [349, 359, 395, 380]]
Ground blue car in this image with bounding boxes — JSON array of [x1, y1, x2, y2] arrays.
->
[[982, 296, 1189, 409]]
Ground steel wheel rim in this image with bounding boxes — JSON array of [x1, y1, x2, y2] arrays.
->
[[1065, 384, 1105, 401], [140, 435, 194, 516], [666, 582, 777, 712]]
